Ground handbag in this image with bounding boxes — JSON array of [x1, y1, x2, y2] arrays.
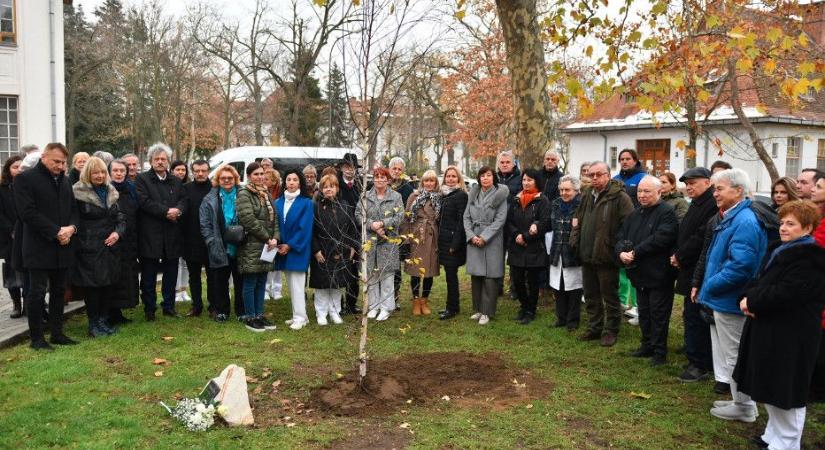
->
[[223, 225, 245, 245]]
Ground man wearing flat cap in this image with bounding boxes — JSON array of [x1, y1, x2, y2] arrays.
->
[[670, 166, 718, 382]]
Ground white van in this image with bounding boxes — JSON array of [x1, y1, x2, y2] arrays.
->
[[208, 146, 361, 182]]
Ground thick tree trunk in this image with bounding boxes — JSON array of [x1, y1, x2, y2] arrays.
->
[[495, 0, 553, 168], [726, 58, 779, 183]]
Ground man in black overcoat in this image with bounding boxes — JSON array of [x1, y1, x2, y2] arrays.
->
[[182, 160, 212, 317], [337, 153, 362, 315], [135, 143, 188, 320], [14, 143, 79, 350], [670, 167, 718, 382]]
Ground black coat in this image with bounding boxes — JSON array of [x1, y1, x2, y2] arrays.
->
[[71, 183, 126, 287], [110, 181, 139, 308], [0, 183, 16, 259], [673, 188, 717, 295], [309, 198, 359, 289], [733, 242, 825, 409], [135, 171, 188, 259], [498, 167, 523, 205], [392, 179, 415, 206], [537, 167, 561, 204], [182, 180, 212, 263], [506, 192, 551, 268], [337, 174, 363, 210], [548, 195, 581, 268], [13, 161, 79, 269], [438, 188, 468, 267], [615, 201, 678, 288]]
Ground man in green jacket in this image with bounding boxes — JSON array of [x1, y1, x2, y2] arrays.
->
[[571, 161, 634, 347]]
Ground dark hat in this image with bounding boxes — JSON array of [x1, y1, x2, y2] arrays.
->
[[340, 152, 360, 168], [679, 167, 712, 182]]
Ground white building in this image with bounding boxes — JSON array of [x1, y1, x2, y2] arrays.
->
[[0, 0, 67, 162], [563, 2, 825, 194]]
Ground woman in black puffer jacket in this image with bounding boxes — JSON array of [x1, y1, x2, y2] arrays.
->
[[107, 159, 140, 325], [72, 157, 126, 337], [437, 166, 468, 320], [506, 169, 551, 325]]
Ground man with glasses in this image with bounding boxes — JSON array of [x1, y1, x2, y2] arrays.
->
[[571, 161, 634, 347], [182, 160, 212, 317]]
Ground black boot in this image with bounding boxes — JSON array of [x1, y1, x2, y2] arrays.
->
[[10, 295, 22, 319], [88, 318, 109, 338]]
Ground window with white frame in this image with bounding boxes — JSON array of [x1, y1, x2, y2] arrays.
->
[[609, 147, 618, 169], [0, 96, 18, 163], [786, 137, 802, 177], [0, 0, 14, 44], [817, 139, 825, 172]]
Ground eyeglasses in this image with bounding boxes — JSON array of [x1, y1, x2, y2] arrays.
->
[[218, 176, 234, 181], [587, 171, 608, 178]]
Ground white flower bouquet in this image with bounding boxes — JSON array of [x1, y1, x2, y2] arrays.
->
[[160, 398, 226, 432]]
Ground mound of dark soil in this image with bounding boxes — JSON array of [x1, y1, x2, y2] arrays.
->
[[310, 351, 552, 417]]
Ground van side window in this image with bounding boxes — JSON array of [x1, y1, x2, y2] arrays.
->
[[229, 162, 245, 181]]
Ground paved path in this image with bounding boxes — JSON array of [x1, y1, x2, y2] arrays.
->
[[0, 282, 85, 349]]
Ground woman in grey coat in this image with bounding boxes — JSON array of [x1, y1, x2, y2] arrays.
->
[[356, 167, 403, 321], [463, 166, 510, 325]]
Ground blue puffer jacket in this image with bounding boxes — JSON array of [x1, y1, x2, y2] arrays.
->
[[698, 199, 768, 315]]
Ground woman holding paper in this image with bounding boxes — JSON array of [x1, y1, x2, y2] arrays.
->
[[237, 162, 279, 332], [548, 175, 584, 332], [273, 169, 315, 330]]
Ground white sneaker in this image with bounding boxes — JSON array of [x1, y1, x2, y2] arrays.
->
[[713, 400, 733, 408], [284, 319, 294, 325], [317, 315, 328, 326], [710, 403, 757, 423], [376, 309, 391, 321], [470, 312, 481, 320], [624, 307, 638, 318], [329, 310, 344, 324], [478, 315, 490, 325], [183, 292, 191, 301], [367, 308, 379, 319], [628, 316, 639, 326], [289, 320, 306, 330]]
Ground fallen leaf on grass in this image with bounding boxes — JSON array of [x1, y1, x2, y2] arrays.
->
[[154, 371, 163, 377], [161, 336, 174, 342], [246, 376, 259, 383], [399, 422, 410, 429], [261, 368, 272, 378], [269, 338, 282, 345], [152, 358, 169, 365], [271, 380, 282, 389], [286, 423, 296, 428], [630, 391, 651, 399], [441, 395, 451, 401], [335, 372, 344, 379], [525, 404, 534, 409]]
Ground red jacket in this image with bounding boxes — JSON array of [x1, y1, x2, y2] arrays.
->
[[816, 217, 825, 329]]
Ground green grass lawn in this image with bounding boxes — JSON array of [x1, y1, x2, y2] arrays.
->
[[0, 269, 823, 449]]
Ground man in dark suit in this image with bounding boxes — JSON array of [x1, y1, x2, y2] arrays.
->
[[14, 142, 79, 350], [182, 160, 212, 317], [135, 143, 188, 320], [337, 153, 362, 314]]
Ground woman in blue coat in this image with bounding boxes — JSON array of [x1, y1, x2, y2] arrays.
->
[[274, 170, 314, 330]]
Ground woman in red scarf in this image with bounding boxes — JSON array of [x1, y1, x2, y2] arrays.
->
[[505, 169, 552, 325]]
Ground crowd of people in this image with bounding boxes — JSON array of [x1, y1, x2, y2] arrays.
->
[[2, 142, 824, 449]]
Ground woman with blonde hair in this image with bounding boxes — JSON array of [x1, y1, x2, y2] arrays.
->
[[402, 170, 442, 315], [437, 166, 468, 320], [69, 151, 90, 185], [71, 157, 126, 336]]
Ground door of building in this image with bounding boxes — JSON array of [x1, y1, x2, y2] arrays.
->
[[636, 139, 671, 176]]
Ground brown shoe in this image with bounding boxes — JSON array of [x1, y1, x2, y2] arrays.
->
[[600, 333, 618, 347], [420, 298, 432, 315], [578, 330, 601, 341], [412, 298, 422, 316], [186, 308, 202, 317]]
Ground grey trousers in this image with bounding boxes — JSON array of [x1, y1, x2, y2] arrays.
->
[[471, 276, 501, 317]]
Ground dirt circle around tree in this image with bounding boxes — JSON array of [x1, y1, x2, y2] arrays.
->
[[309, 351, 553, 418]]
